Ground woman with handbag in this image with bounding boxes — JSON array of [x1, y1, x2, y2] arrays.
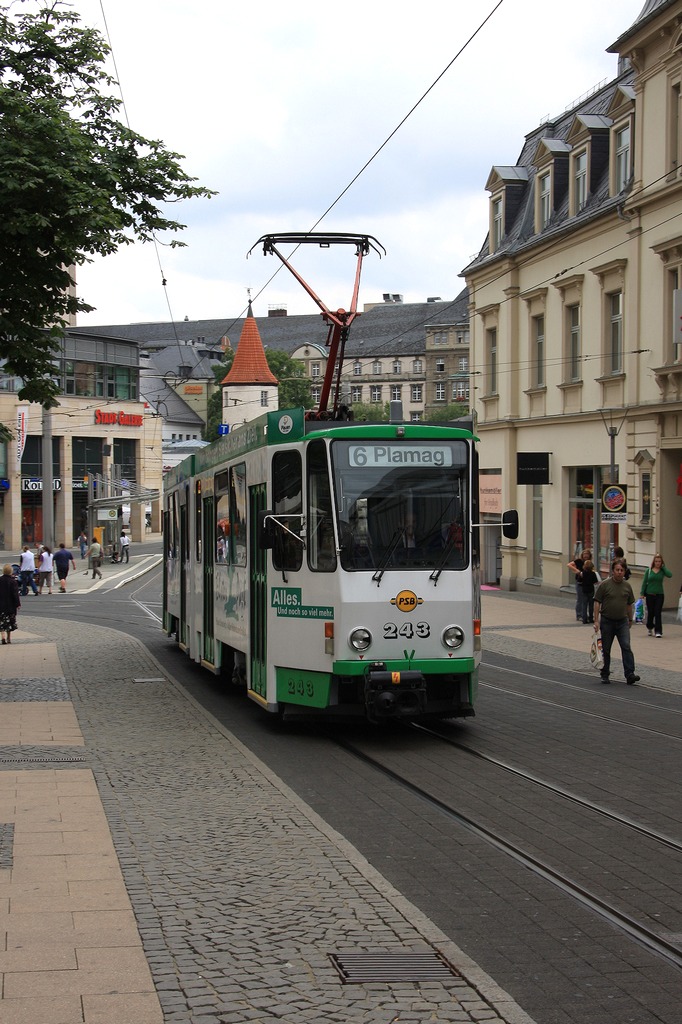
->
[[641, 553, 673, 637]]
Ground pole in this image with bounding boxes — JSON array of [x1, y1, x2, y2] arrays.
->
[[608, 426, 617, 563], [41, 407, 54, 549]]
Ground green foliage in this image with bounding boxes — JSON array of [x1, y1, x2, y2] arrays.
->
[[203, 350, 313, 442], [0, 1, 215, 407], [424, 403, 470, 423], [349, 402, 391, 423], [263, 350, 313, 411]]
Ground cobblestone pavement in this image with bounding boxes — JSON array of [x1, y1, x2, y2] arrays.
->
[[1, 615, 536, 1024]]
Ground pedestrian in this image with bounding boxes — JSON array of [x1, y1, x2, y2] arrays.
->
[[567, 547, 592, 622], [87, 539, 103, 580], [18, 545, 38, 596], [0, 564, 21, 644], [640, 552, 673, 638], [578, 558, 599, 624], [613, 546, 631, 580], [593, 558, 640, 685], [119, 531, 130, 563], [53, 543, 77, 593], [37, 545, 54, 595], [78, 530, 88, 559]]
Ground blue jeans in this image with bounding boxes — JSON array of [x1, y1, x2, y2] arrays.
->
[[20, 569, 38, 596], [575, 582, 587, 620], [600, 616, 635, 679]]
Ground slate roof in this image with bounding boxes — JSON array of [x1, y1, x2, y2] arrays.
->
[[139, 364, 204, 427], [145, 344, 218, 381], [75, 289, 470, 371], [462, 66, 636, 277]]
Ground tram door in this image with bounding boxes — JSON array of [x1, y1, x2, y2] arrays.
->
[[179, 489, 187, 648], [202, 495, 215, 665], [249, 483, 267, 698]]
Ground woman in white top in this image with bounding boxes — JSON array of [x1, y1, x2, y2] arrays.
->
[[38, 545, 54, 595]]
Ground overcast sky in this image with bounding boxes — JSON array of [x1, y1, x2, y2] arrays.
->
[[72, 0, 644, 328]]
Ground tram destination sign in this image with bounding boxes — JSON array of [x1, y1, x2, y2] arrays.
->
[[348, 444, 452, 468]]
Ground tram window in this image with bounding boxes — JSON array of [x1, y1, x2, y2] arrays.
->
[[215, 470, 230, 564], [272, 450, 303, 572], [307, 439, 336, 572], [169, 493, 178, 558], [230, 463, 247, 567], [332, 439, 469, 571], [195, 481, 202, 561]]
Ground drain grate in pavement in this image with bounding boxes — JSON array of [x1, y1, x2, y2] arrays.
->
[[0, 756, 86, 764], [0, 823, 14, 869], [330, 951, 459, 983], [132, 677, 166, 684]]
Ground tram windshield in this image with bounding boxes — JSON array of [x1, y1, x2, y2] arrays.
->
[[331, 438, 469, 571]]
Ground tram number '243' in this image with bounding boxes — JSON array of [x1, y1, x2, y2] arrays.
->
[[384, 621, 431, 640]]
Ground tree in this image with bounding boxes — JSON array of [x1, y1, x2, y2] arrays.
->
[[348, 401, 391, 423], [424, 403, 470, 424], [0, 1, 214, 409], [204, 350, 313, 443]]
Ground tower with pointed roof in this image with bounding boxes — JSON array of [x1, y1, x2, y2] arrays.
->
[[221, 302, 279, 427]]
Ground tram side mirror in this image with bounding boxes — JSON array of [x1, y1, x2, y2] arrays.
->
[[502, 509, 519, 540], [257, 510, 276, 549]]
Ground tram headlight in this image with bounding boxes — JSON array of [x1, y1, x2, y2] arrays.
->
[[442, 625, 465, 649], [349, 627, 372, 652]]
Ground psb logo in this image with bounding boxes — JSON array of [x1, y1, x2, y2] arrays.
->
[[390, 590, 424, 614]]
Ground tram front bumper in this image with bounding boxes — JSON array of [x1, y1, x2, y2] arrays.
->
[[364, 666, 427, 720]]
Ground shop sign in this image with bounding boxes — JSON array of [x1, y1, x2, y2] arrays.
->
[[479, 474, 502, 514], [22, 478, 62, 492], [517, 452, 550, 485], [184, 385, 203, 395], [94, 409, 144, 427], [601, 484, 627, 523], [16, 407, 28, 469], [0, 478, 9, 491]]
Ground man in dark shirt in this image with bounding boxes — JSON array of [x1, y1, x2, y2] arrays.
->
[[593, 558, 639, 685]]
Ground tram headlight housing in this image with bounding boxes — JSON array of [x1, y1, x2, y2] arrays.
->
[[442, 624, 465, 650], [349, 627, 372, 652]]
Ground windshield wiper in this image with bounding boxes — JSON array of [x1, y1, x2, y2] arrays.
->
[[371, 528, 405, 586], [429, 531, 461, 586]]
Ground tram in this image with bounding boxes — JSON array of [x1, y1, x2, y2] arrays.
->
[[162, 232, 517, 722], [163, 407, 518, 721]]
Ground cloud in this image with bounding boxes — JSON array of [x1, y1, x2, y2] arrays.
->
[[73, 0, 644, 324]]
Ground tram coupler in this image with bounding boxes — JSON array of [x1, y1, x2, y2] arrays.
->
[[364, 664, 427, 720]]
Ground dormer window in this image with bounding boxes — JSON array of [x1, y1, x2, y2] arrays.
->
[[485, 166, 529, 254], [574, 150, 588, 212], [538, 171, 551, 229], [492, 196, 503, 250], [606, 84, 635, 196], [614, 124, 631, 192], [566, 114, 611, 216]]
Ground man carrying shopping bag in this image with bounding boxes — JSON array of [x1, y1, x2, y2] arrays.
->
[[593, 558, 640, 686]]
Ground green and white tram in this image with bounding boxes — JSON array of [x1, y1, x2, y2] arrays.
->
[[163, 407, 518, 722]]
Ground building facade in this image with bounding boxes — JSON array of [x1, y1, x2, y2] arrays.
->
[[0, 329, 162, 551], [463, 0, 682, 598]]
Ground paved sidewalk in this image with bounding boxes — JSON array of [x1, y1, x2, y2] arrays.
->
[[1, 573, 679, 1023], [1, 613, 536, 1024], [482, 586, 682, 694]]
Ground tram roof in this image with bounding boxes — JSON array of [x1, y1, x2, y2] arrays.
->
[[164, 409, 477, 484]]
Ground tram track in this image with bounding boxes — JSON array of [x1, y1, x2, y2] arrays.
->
[[332, 729, 682, 975], [479, 663, 682, 743], [410, 722, 682, 852]]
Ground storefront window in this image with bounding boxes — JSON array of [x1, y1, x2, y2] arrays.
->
[[569, 466, 615, 577]]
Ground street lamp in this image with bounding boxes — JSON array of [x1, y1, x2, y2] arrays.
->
[[599, 407, 628, 561]]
